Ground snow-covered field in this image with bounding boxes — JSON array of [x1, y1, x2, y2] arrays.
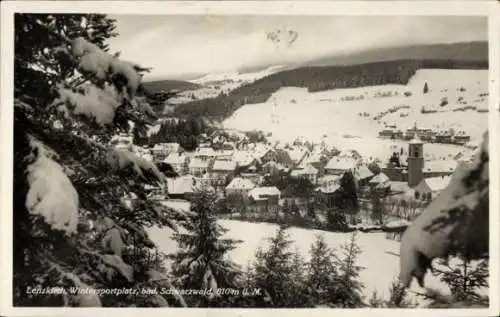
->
[[147, 219, 486, 306], [168, 65, 285, 102], [223, 69, 488, 161]]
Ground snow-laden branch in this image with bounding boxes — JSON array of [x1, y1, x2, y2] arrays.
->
[[25, 136, 79, 235]]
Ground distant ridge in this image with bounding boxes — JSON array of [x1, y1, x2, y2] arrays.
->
[[142, 79, 200, 94], [302, 41, 487, 67]]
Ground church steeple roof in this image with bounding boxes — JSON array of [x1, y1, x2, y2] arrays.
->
[[409, 133, 423, 145]]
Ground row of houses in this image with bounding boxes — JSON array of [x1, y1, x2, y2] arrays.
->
[[378, 126, 471, 145]]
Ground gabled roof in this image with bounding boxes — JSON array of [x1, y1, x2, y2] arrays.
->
[[369, 173, 390, 185], [417, 176, 452, 192], [226, 177, 256, 191], [355, 165, 374, 180]]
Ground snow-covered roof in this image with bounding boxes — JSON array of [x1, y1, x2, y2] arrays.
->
[[325, 157, 357, 171], [189, 158, 209, 169], [315, 184, 341, 194], [423, 176, 452, 192], [248, 186, 281, 200], [164, 153, 186, 165], [369, 173, 390, 184], [287, 147, 308, 163], [212, 159, 237, 171], [195, 147, 216, 157], [355, 165, 374, 180], [424, 160, 458, 174], [226, 177, 256, 191], [291, 164, 318, 176], [233, 150, 257, 166], [409, 135, 423, 144]]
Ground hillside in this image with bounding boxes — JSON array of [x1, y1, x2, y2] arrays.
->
[[173, 58, 488, 120], [303, 41, 488, 67], [142, 79, 200, 94], [223, 68, 488, 162]]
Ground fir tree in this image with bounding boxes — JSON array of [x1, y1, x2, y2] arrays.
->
[[333, 232, 365, 307], [307, 235, 339, 306], [432, 257, 489, 304], [423, 82, 429, 94], [252, 226, 306, 307], [169, 191, 243, 307], [13, 14, 190, 307], [336, 171, 360, 224]]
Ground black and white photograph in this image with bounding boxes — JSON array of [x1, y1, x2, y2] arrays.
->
[[0, 0, 497, 315]]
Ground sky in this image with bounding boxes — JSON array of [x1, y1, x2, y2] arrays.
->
[[106, 15, 487, 80]]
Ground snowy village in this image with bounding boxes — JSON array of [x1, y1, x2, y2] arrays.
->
[[7, 11, 491, 312]]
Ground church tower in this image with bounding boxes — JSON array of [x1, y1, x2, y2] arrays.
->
[[408, 123, 424, 187]]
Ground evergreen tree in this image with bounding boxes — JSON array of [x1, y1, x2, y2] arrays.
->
[[336, 171, 360, 224], [307, 235, 339, 306], [432, 257, 488, 303], [169, 191, 243, 307], [333, 232, 365, 307], [326, 207, 348, 231], [289, 248, 312, 307], [252, 226, 307, 307], [370, 190, 384, 225], [13, 14, 189, 307]]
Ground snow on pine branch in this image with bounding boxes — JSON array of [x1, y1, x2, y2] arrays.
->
[[50, 37, 152, 127], [106, 147, 165, 183], [25, 136, 79, 235], [70, 37, 147, 97], [54, 84, 121, 125]]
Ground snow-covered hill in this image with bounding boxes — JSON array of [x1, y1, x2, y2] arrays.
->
[[167, 65, 285, 104], [223, 69, 488, 162]]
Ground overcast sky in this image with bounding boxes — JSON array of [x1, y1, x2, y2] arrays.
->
[[106, 15, 487, 80]]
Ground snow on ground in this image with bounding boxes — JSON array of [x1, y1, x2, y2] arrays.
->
[[147, 219, 476, 306], [223, 69, 487, 162], [170, 65, 285, 102]]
